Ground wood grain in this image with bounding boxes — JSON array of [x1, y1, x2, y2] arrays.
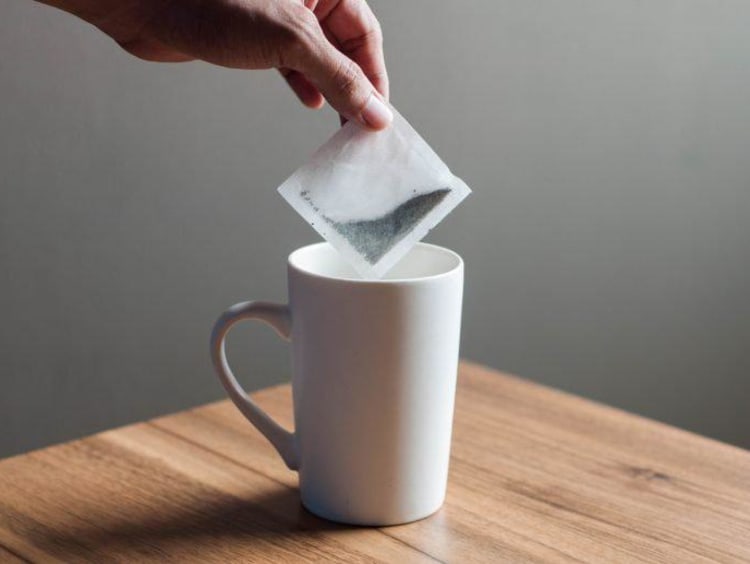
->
[[1, 361, 748, 562]]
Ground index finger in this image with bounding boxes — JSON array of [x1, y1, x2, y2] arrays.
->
[[313, 0, 389, 100]]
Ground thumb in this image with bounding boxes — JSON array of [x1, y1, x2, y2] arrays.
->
[[288, 31, 392, 130]]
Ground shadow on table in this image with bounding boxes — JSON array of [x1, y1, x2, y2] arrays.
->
[[29, 486, 359, 559]]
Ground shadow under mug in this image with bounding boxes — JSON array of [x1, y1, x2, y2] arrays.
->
[[210, 242, 464, 526]]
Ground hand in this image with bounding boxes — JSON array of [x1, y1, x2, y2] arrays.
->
[[38, 0, 392, 129]]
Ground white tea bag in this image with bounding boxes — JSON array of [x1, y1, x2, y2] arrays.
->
[[278, 105, 471, 278]]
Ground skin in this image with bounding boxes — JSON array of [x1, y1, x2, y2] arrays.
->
[[34, 0, 391, 129]]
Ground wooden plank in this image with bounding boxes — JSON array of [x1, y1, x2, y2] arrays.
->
[[0, 544, 29, 564], [0, 424, 432, 562], [152, 362, 750, 562], [1, 361, 749, 562]]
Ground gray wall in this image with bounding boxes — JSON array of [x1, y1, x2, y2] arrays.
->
[[2, 0, 749, 457]]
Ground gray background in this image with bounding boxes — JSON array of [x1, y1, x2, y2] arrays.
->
[[2, 0, 749, 458]]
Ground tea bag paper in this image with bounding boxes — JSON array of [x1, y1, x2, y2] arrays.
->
[[278, 105, 471, 278]]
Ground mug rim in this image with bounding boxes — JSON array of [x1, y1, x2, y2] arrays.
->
[[288, 242, 463, 284]]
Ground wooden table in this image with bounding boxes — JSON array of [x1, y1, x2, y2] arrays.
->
[[1, 361, 749, 562]]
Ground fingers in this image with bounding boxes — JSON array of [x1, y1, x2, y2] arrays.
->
[[148, 0, 391, 128], [314, 0, 389, 100], [279, 68, 325, 109], [283, 10, 392, 130]]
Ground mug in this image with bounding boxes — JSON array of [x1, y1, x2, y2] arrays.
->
[[210, 242, 464, 526]]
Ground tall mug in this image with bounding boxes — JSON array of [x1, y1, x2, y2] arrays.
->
[[211, 242, 464, 526]]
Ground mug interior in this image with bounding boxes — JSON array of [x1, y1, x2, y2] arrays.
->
[[289, 242, 462, 282]]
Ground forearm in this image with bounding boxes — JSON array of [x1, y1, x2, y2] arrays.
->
[[33, 0, 158, 41], [35, 0, 114, 21], [31, 0, 391, 129]]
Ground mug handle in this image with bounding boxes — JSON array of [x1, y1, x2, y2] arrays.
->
[[210, 301, 298, 470]]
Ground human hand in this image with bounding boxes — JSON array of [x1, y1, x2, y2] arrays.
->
[[39, 0, 392, 129]]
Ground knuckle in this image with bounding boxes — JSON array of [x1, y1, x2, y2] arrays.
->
[[370, 20, 384, 44], [339, 26, 383, 53], [332, 59, 362, 97], [277, 5, 319, 64]]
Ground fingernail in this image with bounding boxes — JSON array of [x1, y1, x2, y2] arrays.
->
[[360, 93, 393, 129]]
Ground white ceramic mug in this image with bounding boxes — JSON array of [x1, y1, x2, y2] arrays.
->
[[210, 242, 464, 526]]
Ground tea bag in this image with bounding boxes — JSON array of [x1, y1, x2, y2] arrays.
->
[[278, 105, 471, 278]]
